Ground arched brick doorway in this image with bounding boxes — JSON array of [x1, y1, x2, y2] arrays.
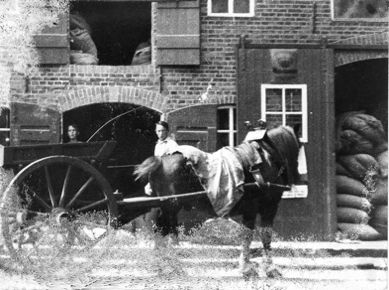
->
[[335, 58, 388, 130], [63, 102, 161, 196]]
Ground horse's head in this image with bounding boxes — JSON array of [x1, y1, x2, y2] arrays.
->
[[265, 125, 302, 186]]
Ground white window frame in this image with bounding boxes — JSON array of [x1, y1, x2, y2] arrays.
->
[[0, 108, 10, 145], [217, 105, 237, 147], [330, 0, 388, 21], [261, 84, 308, 142], [208, 0, 255, 17]]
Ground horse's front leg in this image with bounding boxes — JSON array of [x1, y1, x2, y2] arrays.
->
[[259, 224, 282, 278], [239, 216, 258, 278]]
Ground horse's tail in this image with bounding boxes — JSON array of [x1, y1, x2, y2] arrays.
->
[[133, 156, 162, 181]]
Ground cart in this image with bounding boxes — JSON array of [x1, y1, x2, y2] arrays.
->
[[0, 141, 206, 267]]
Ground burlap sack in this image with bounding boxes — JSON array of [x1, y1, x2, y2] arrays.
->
[[336, 175, 369, 197], [337, 207, 370, 224], [336, 194, 372, 212], [370, 177, 388, 205], [369, 205, 387, 239], [376, 150, 388, 178], [338, 154, 379, 182], [338, 223, 381, 241]]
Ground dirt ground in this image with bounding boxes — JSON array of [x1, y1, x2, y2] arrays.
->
[[0, 229, 386, 290]]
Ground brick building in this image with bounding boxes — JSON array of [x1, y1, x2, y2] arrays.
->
[[1, 0, 388, 239]]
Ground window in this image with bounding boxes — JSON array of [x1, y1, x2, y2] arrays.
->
[[217, 106, 237, 148], [331, 0, 388, 20], [70, 2, 151, 66], [0, 108, 10, 146], [208, 0, 254, 17], [261, 84, 307, 142]]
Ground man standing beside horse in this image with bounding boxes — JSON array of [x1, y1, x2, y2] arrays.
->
[[142, 121, 178, 236]]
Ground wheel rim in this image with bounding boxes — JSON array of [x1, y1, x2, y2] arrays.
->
[[0, 156, 118, 269]]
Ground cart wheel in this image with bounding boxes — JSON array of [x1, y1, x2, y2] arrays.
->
[[0, 156, 118, 269]]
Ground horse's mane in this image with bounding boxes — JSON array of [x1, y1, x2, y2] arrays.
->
[[266, 126, 299, 183], [133, 156, 162, 181]]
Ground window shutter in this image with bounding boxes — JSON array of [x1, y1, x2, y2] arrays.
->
[[166, 104, 216, 152], [10, 103, 61, 145], [33, 13, 69, 65], [156, 0, 200, 66]]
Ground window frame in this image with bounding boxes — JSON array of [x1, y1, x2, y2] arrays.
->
[[330, 0, 388, 22], [0, 108, 10, 146], [207, 0, 255, 17], [261, 84, 308, 142], [217, 105, 237, 147]]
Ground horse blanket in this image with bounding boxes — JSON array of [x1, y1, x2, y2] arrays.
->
[[177, 144, 262, 217]]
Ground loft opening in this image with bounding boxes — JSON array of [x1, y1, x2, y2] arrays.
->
[[70, 1, 151, 66]]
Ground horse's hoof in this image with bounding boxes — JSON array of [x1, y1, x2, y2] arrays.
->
[[265, 266, 282, 279], [239, 262, 258, 279], [242, 267, 259, 280]]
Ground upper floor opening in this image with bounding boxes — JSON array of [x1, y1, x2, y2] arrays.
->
[[70, 1, 151, 66]]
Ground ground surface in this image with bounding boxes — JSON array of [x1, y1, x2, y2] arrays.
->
[[0, 229, 387, 290]]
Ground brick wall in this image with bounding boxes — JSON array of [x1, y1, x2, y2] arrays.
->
[[5, 0, 388, 112]]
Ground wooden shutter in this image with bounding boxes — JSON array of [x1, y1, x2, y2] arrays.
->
[[33, 13, 69, 65], [156, 0, 200, 66], [166, 104, 217, 152], [10, 103, 61, 145]]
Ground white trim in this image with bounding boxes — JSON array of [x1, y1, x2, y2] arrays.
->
[[261, 84, 308, 143], [217, 105, 237, 147], [0, 129, 10, 132], [207, 0, 255, 17]]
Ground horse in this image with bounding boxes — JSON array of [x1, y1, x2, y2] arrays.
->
[[134, 126, 302, 278]]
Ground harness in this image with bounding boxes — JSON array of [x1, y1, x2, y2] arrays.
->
[[248, 136, 289, 187]]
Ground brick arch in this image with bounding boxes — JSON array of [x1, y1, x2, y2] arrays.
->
[[335, 51, 388, 67], [59, 86, 168, 113]]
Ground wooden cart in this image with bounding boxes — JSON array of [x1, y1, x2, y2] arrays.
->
[[0, 141, 206, 266]]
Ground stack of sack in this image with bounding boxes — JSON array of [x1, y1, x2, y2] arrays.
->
[[336, 112, 388, 240], [70, 13, 99, 65]]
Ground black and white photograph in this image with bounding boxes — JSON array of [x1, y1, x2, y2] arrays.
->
[[0, 0, 387, 289]]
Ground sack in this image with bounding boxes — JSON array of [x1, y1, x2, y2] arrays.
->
[[369, 205, 387, 239], [70, 52, 98, 65], [376, 150, 388, 178], [336, 162, 351, 177], [342, 113, 386, 146], [337, 207, 370, 224], [70, 13, 92, 35], [336, 175, 369, 197], [70, 28, 98, 56], [131, 42, 151, 65], [337, 129, 375, 155], [336, 194, 372, 212], [338, 154, 379, 182], [338, 223, 381, 241], [370, 178, 388, 205]]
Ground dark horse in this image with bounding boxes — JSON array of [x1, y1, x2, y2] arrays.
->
[[134, 126, 301, 277]]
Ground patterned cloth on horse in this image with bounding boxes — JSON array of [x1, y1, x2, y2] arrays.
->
[[177, 143, 262, 217]]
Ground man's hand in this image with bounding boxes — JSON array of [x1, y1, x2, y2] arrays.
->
[[144, 183, 153, 196]]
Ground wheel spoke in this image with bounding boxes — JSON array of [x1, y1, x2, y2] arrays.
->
[[22, 183, 51, 211], [66, 177, 94, 209], [59, 165, 72, 207], [44, 166, 57, 207], [75, 198, 108, 212]]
